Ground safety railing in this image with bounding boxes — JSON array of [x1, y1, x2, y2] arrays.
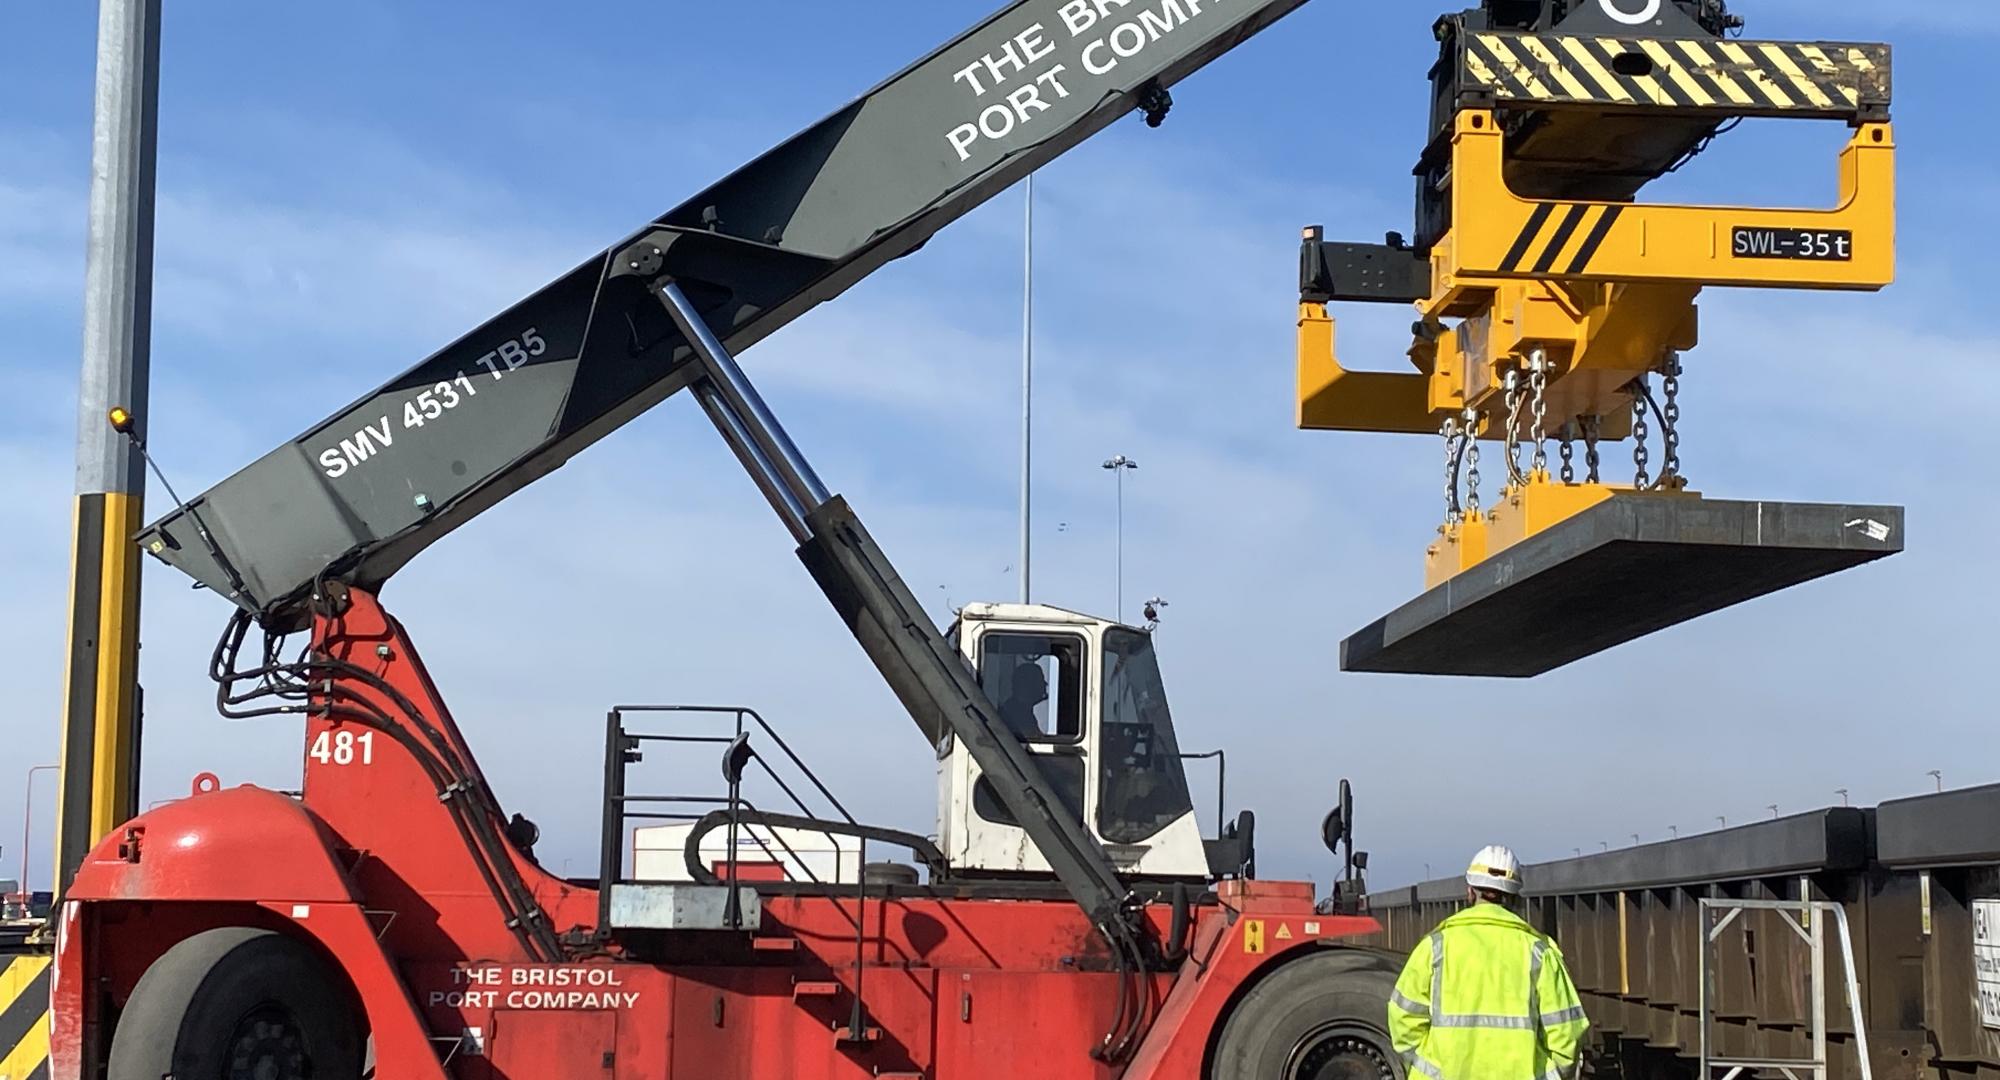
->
[[1699, 898, 1872, 1080], [596, 704, 876, 1040], [1178, 748, 1227, 837]]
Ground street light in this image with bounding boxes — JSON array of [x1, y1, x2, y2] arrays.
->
[[21, 763, 58, 907], [1929, 770, 1944, 793], [1630, 833, 1641, 846], [1668, 825, 1679, 839], [1768, 804, 1780, 819], [1716, 816, 1727, 828], [1836, 788, 1849, 807], [1101, 455, 1138, 621]]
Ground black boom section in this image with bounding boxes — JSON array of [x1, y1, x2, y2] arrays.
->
[[797, 497, 1132, 925], [139, 0, 1311, 622]]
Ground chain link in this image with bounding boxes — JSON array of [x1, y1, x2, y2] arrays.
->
[[1584, 415, 1602, 484], [1463, 408, 1482, 513], [1503, 369, 1525, 488], [1559, 422, 1577, 484], [1441, 416, 1462, 525], [1631, 380, 1652, 489], [1661, 352, 1682, 483], [1529, 351, 1550, 477]]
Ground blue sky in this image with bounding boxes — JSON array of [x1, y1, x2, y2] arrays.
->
[[3, 1, 1997, 893]]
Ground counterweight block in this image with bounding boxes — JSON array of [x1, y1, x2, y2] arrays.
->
[[1341, 496, 1904, 678]]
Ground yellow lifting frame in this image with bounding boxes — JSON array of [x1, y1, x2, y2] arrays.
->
[[1300, 109, 1895, 438], [1300, 105, 1895, 588], [1432, 109, 1895, 310]]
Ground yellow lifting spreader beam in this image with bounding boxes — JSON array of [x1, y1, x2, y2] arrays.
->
[[1296, 11, 1900, 676]]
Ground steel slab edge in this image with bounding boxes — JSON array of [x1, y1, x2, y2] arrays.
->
[[1341, 496, 1904, 677]]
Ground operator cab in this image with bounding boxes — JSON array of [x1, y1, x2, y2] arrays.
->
[[939, 603, 1230, 881]]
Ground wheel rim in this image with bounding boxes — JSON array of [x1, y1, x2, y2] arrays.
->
[[225, 1003, 312, 1080], [1286, 1021, 1397, 1080]]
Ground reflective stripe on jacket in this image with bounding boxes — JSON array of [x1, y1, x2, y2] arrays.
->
[[1387, 902, 1590, 1080]]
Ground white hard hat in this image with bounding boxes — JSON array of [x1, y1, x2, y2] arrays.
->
[[1466, 845, 1524, 896]]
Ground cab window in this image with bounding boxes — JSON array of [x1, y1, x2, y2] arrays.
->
[[979, 631, 1085, 742], [1098, 627, 1195, 843]]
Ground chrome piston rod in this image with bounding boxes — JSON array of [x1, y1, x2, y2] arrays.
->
[[659, 282, 830, 542]]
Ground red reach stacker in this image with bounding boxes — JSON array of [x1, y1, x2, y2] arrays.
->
[[53, 2, 1412, 1076]]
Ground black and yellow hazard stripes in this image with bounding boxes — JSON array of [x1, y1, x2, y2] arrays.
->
[[0, 954, 50, 1080], [54, 489, 144, 895], [1461, 32, 1890, 116], [1494, 202, 1626, 277]]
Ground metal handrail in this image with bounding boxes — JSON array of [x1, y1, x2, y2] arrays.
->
[[596, 704, 877, 1041], [1178, 749, 1227, 837], [1699, 897, 1873, 1080]]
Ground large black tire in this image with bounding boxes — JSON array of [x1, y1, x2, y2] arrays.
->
[[107, 927, 364, 1080], [1211, 950, 1405, 1080]]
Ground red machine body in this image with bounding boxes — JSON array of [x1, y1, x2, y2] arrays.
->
[[47, 3, 1422, 1071], [51, 590, 1378, 1078]]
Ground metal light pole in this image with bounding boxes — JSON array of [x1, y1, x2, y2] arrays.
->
[[1768, 804, 1780, 819], [1102, 455, 1137, 621], [55, 0, 160, 902], [21, 764, 59, 904], [1928, 770, 1943, 793], [1668, 825, 1679, 839], [1019, 174, 1034, 604], [1836, 788, 1850, 807]]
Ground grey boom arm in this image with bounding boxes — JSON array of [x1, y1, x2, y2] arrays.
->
[[138, 0, 1310, 622]]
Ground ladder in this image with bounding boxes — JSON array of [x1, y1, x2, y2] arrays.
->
[[1698, 898, 1872, 1080]]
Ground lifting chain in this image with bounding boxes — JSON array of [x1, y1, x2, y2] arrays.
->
[[1528, 350, 1551, 478], [1463, 407, 1483, 514], [1631, 379, 1652, 489], [1441, 416, 1463, 525], [1559, 421, 1577, 484], [1660, 352, 1683, 484], [1503, 368, 1526, 489], [1583, 415, 1602, 485]]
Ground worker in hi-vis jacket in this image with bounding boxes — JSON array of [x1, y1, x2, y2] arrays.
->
[[1388, 845, 1591, 1080]]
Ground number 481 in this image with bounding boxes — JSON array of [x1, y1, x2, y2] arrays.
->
[[310, 729, 375, 767]]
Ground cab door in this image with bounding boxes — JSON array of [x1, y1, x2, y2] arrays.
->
[[951, 625, 1092, 873]]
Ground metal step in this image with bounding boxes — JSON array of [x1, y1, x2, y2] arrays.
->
[[1342, 496, 1903, 677]]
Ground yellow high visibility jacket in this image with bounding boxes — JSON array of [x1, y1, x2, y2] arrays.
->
[[1387, 902, 1590, 1080]]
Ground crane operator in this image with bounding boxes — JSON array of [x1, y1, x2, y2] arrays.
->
[[997, 661, 1050, 739]]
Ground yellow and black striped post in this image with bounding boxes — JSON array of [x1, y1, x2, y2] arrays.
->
[[16, 4, 162, 1075], [53, 0, 159, 903], [0, 954, 51, 1080]]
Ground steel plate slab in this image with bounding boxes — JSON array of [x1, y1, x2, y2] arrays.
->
[[1341, 496, 1903, 677]]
